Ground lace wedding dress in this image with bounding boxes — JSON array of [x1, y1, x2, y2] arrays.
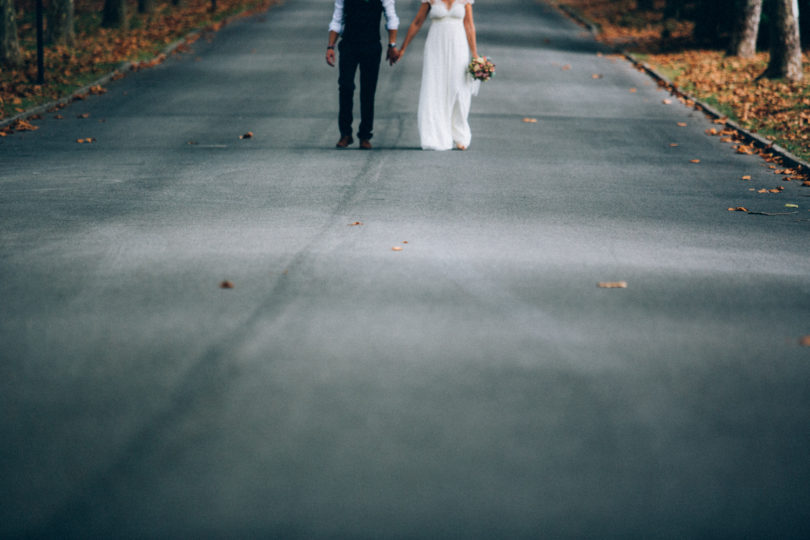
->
[[418, 0, 475, 151]]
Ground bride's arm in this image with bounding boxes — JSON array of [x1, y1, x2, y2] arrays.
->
[[463, 4, 478, 58], [396, 3, 430, 59]]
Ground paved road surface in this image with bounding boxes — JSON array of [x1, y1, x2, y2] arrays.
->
[[2, 0, 810, 536]]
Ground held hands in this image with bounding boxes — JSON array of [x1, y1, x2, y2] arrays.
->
[[386, 46, 401, 65]]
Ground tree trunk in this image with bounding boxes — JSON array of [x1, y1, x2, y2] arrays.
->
[[0, 0, 22, 66], [102, 0, 128, 29], [767, 0, 803, 81], [728, 0, 763, 57], [47, 0, 75, 46], [138, 0, 155, 14]]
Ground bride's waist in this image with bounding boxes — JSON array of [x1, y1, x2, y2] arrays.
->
[[430, 16, 463, 23]]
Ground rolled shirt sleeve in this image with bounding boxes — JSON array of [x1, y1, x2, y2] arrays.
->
[[329, 0, 344, 34], [382, 0, 399, 30]]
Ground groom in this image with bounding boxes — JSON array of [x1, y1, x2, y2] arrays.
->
[[326, 0, 399, 150]]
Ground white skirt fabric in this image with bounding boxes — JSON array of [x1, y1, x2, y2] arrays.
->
[[417, 17, 473, 151]]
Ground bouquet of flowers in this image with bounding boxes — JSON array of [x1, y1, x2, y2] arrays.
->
[[468, 56, 496, 82]]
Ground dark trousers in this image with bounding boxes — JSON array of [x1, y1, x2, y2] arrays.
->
[[338, 40, 382, 140]]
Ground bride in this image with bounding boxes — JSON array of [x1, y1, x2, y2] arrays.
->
[[394, 0, 478, 151]]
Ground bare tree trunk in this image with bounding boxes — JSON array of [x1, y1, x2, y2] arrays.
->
[[767, 0, 803, 81], [47, 0, 75, 46], [138, 0, 155, 14], [0, 0, 22, 66], [728, 0, 763, 57], [102, 0, 128, 29]]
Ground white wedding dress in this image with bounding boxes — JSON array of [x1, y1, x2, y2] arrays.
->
[[418, 0, 475, 151]]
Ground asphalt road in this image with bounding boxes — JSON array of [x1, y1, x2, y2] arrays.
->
[[2, 0, 810, 537]]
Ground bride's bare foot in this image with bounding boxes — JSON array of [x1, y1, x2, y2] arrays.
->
[[455, 143, 467, 151]]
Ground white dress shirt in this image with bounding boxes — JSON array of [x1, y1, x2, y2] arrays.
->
[[329, 0, 400, 34]]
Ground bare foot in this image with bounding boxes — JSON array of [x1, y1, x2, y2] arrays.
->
[[455, 144, 467, 151]]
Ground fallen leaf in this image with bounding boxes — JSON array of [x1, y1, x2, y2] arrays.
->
[[591, 73, 603, 79], [690, 159, 701, 163], [392, 246, 403, 252], [78, 113, 89, 119], [597, 281, 628, 289], [677, 122, 687, 127], [239, 132, 253, 139], [220, 280, 234, 289], [348, 221, 363, 226], [522, 117, 538, 123], [669, 143, 679, 147], [741, 175, 752, 180], [728, 207, 748, 212], [629, 87, 637, 93]]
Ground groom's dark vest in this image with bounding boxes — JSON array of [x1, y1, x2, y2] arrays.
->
[[342, 0, 384, 43]]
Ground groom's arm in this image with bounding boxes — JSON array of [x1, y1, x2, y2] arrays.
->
[[326, 0, 343, 67], [382, 0, 399, 64]]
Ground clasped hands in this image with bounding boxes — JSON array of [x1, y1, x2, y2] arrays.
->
[[386, 46, 402, 65]]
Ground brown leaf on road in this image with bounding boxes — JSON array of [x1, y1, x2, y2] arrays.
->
[[677, 122, 687, 127], [690, 159, 701, 163], [220, 280, 234, 289], [597, 281, 628, 289], [522, 117, 538, 123], [348, 221, 363, 226], [76, 138, 96, 144], [669, 143, 679, 147], [728, 207, 748, 212], [239, 132, 254, 139], [629, 87, 637, 93], [741, 175, 752, 180], [78, 113, 90, 119], [592, 73, 603, 79], [392, 246, 403, 252]]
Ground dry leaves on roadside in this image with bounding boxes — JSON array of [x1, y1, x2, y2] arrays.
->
[[220, 280, 234, 289], [522, 117, 538, 123], [597, 281, 628, 289], [239, 132, 253, 139]]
